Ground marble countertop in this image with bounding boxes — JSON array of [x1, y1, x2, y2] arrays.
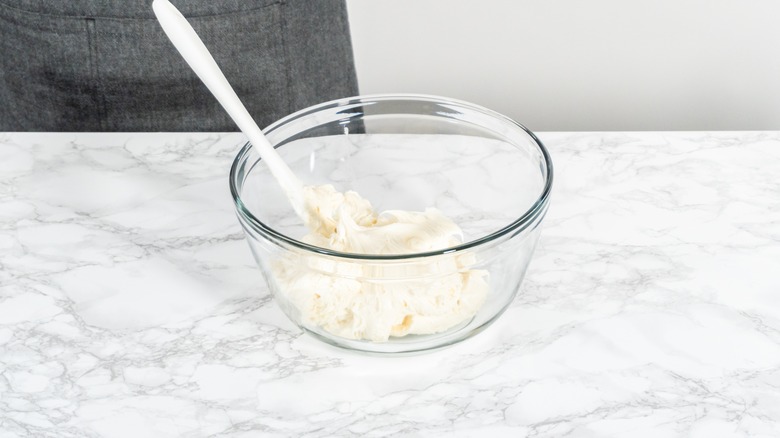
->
[[1, 132, 779, 437]]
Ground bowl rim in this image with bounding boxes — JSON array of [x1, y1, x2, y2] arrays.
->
[[229, 93, 554, 260]]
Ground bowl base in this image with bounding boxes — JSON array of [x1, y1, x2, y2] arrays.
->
[[299, 313, 497, 355]]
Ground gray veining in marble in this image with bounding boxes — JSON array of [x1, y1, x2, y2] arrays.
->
[[1, 132, 779, 437]]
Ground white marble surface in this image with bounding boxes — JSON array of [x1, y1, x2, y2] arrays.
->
[[1, 131, 779, 437]]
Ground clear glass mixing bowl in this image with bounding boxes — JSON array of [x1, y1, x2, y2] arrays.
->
[[230, 94, 553, 353]]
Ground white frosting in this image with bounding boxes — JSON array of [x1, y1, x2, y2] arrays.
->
[[301, 185, 465, 255], [272, 185, 488, 342]]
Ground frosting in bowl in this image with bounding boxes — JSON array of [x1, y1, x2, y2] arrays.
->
[[272, 184, 489, 341]]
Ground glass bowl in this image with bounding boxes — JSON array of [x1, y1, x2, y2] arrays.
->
[[230, 94, 553, 354]]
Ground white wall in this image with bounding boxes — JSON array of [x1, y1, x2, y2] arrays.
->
[[346, 0, 780, 131]]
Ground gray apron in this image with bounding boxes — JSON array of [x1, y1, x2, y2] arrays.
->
[[0, 0, 358, 131]]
